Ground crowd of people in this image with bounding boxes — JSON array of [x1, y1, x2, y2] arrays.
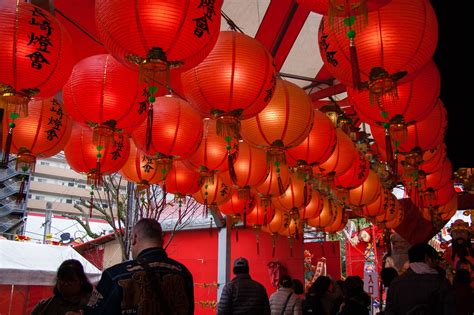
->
[[32, 218, 473, 314]]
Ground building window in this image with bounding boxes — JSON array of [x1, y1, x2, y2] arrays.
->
[[40, 161, 50, 166], [66, 199, 72, 204], [78, 184, 86, 189], [68, 182, 74, 187], [35, 195, 45, 200]]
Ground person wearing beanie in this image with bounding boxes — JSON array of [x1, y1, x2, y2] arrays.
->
[[217, 257, 270, 315]]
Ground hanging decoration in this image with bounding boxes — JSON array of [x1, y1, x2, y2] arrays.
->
[[0, 0, 74, 116], [64, 124, 130, 186], [318, 0, 438, 88], [62, 54, 147, 144], [131, 94, 203, 159], [1, 98, 72, 171]]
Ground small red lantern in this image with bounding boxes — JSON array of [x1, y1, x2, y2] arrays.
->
[[218, 190, 257, 223], [297, 0, 390, 16], [132, 95, 203, 159], [2, 98, 72, 171], [0, 0, 74, 115], [273, 171, 309, 213], [307, 197, 338, 228], [192, 172, 232, 209], [160, 160, 201, 197], [286, 110, 337, 167], [318, 129, 357, 176], [187, 118, 236, 173], [335, 152, 370, 189], [348, 170, 382, 206], [64, 124, 130, 185], [299, 189, 324, 220], [119, 140, 162, 189], [63, 54, 147, 137], [254, 160, 290, 198]]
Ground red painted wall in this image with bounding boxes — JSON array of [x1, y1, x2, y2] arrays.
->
[[165, 227, 304, 315]]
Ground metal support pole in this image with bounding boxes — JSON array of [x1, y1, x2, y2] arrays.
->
[[42, 202, 52, 244], [217, 216, 231, 301]]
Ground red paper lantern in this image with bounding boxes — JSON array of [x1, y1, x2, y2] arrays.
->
[[192, 172, 232, 206], [273, 171, 309, 213], [318, 129, 357, 175], [218, 190, 256, 220], [187, 118, 235, 172], [384, 201, 404, 229], [95, 0, 222, 71], [370, 100, 447, 153], [297, 0, 390, 16], [64, 124, 130, 184], [374, 193, 397, 223], [63, 54, 147, 134], [3, 98, 71, 171], [335, 152, 370, 189], [318, 0, 437, 87], [132, 95, 203, 158], [349, 61, 440, 125], [161, 160, 201, 196], [0, 0, 74, 114], [182, 31, 276, 121], [254, 161, 290, 198], [241, 79, 314, 151], [307, 197, 338, 228], [247, 198, 275, 228], [286, 110, 337, 166], [349, 170, 382, 206], [220, 141, 268, 188], [359, 189, 394, 218], [299, 189, 324, 220], [263, 209, 284, 235], [119, 140, 162, 188], [420, 144, 447, 174], [425, 159, 453, 191], [322, 207, 347, 233]]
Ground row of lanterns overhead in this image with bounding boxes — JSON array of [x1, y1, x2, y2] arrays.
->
[[0, 0, 457, 246]]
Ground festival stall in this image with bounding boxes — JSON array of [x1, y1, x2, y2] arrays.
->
[[0, 240, 101, 315]]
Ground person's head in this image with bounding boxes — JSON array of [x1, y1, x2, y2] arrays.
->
[[380, 267, 398, 287], [233, 257, 249, 275], [292, 278, 304, 295], [279, 275, 292, 288], [408, 242, 439, 267], [308, 275, 331, 296], [54, 259, 93, 299], [343, 276, 364, 296], [131, 218, 164, 259]]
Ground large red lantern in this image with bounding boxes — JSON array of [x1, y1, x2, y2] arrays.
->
[[0, 0, 74, 115], [119, 140, 162, 189], [218, 191, 257, 223], [299, 189, 324, 220], [286, 110, 337, 167], [132, 95, 203, 159], [359, 189, 394, 218], [318, 0, 437, 87], [95, 0, 222, 79], [247, 198, 276, 228], [370, 100, 447, 153], [297, 0, 390, 16], [254, 161, 290, 198], [273, 171, 309, 213], [318, 129, 357, 176], [160, 160, 201, 197], [63, 54, 147, 136], [335, 152, 370, 189], [192, 172, 232, 208], [307, 197, 337, 228], [349, 61, 440, 125], [2, 98, 71, 171], [241, 79, 314, 153], [348, 170, 382, 206], [64, 124, 130, 185], [182, 31, 276, 122]]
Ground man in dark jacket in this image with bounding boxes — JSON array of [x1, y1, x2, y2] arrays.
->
[[85, 218, 194, 315], [385, 242, 455, 315], [217, 257, 270, 315]]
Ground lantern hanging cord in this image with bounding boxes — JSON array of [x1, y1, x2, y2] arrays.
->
[[221, 10, 245, 33], [55, 9, 104, 46]]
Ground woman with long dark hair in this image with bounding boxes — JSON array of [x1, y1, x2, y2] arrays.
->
[[31, 259, 93, 315]]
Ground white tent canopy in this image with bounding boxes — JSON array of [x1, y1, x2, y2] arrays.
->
[[0, 240, 102, 286]]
